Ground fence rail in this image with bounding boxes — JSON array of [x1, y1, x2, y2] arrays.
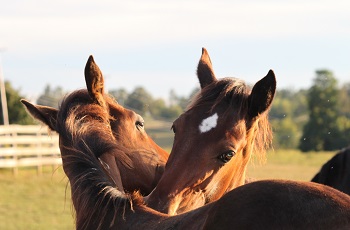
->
[[0, 125, 61, 174]]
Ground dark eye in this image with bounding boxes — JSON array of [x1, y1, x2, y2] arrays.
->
[[218, 151, 235, 163], [136, 120, 144, 130], [171, 125, 176, 134]]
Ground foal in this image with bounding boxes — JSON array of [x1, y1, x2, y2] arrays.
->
[[21, 56, 168, 195], [145, 48, 275, 214]]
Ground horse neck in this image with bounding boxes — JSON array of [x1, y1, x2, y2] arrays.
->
[[59, 139, 126, 229]]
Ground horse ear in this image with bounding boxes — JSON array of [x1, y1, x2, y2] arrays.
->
[[248, 70, 276, 118], [197, 48, 217, 89], [84, 55, 106, 107], [20, 99, 58, 131]]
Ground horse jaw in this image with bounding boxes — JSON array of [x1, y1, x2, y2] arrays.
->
[[167, 191, 206, 215]]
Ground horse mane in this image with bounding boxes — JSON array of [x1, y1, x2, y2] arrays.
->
[[55, 89, 147, 229], [59, 89, 161, 169], [60, 144, 145, 229], [187, 77, 273, 162], [57, 89, 133, 165]]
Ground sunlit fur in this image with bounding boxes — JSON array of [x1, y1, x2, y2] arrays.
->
[[56, 97, 350, 229], [21, 55, 169, 195], [145, 68, 274, 215], [59, 88, 168, 193], [56, 102, 136, 229], [188, 77, 272, 162]]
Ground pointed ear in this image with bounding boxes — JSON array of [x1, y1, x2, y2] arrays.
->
[[84, 55, 106, 107], [20, 99, 58, 131], [248, 70, 276, 118], [197, 48, 217, 89]]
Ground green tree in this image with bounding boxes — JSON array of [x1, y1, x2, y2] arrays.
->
[[299, 70, 341, 151], [149, 98, 182, 120], [160, 105, 182, 120], [290, 89, 308, 121], [271, 118, 299, 149], [269, 93, 293, 119], [168, 89, 190, 111], [339, 83, 350, 118], [125, 87, 153, 116], [109, 88, 128, 106], [0, 81, 34, 125], [269, 89, 307, 149], [149, 98, 167, 118], [36, 85, 65, 108]]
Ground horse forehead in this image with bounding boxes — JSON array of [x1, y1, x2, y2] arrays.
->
[[197, 111, 244, 134], [109, 101, 125, 114], [199, 113, 219, 133], [110, 103, 135, 120]]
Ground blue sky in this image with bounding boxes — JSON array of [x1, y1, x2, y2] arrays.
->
[[1, 0, 350, 101]]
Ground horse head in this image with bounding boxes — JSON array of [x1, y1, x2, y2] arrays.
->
[[312, 146, 350, 195], [145, 48, 276, 214], [21, 55, 168, 195]]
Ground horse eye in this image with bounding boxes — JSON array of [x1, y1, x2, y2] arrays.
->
[[218, 151, 235, 163], [136, 121, 144, 130], [171, 125, 176, 134]]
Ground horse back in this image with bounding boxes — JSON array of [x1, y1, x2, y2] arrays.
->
[[202, 180, 350, 230], [312, 147, 350, 195]]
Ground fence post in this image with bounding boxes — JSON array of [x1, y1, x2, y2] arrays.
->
[[12, 127, 18, 176], [36, 130, 43, 175]]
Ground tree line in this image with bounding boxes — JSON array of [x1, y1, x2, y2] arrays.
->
[[1, 69, 349, 152], [270, 69, 350, 151]]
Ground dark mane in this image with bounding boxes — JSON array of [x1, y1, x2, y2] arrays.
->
[[60, 144, 145, 229], [188, 77, 272, 162], [58, 89, 161, 170], [55, 89, 146, 229], [187, 78, 248, 112], [57, 89, 133, 166]]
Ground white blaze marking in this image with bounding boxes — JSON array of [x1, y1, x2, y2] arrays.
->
[[199, 113, 218, 133]]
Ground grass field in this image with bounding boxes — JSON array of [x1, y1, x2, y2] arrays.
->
[[0, 120, 339, 229], [247, 149, 336, 181], [0, 167, 74, 230]]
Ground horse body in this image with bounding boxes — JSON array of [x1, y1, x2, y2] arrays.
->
[[145, 48, 275, 214], [22, 52, 350, 229], [312, 146, 350, 195], [21, 55, 168, 195], [55, 103, 350, 229]]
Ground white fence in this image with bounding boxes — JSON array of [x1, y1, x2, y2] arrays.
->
[[0, 125, 61, 174]]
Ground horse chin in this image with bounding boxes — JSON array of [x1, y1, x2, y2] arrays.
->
[[204, 184, 219, 203], [167, 190, 206, 215]]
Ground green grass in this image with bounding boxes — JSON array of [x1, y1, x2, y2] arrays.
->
[[146, 119, 174, 150], [0, 120, 340, 229], [0, 167, 74, 230], [247, 149, 337, 181], [0, 150, 338, 229]]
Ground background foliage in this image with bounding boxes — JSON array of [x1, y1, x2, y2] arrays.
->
[[1, 69, 349, 151]]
